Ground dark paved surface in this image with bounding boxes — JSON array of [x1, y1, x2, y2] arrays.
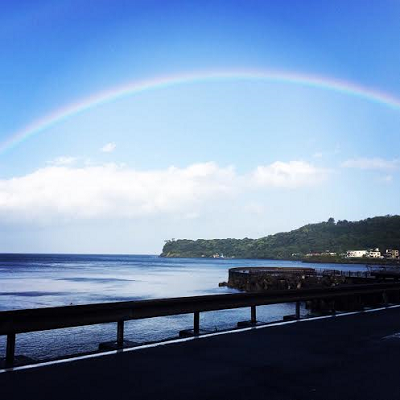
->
[[2, 308, 400, 400]]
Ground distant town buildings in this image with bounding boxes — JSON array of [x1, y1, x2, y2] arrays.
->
[[212, 253, 224, 258], [345, 248, 399, 259], [304, 251, 337, 257], [346, 250, 368, 258], [386, 249, 400, 259], [205, 248, 399, 260], [303, 248, 400, 260], [367, 248, 382, 258]]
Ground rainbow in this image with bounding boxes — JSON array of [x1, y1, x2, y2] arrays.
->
[[2, 69, 400, 154]]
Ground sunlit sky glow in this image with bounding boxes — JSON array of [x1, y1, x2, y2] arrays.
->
[[1, 1, 400, 253]]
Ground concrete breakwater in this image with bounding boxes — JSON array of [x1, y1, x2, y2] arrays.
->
[[225, 267, 370, 291], [222, 267, 400, 311]]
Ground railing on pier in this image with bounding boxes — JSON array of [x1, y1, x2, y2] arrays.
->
[[229, 267, 375, 279], [1, 282, 400, 368], [319, 269, 372, 279]]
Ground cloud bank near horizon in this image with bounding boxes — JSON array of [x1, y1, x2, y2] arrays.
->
[[0, 160, 327, 224]]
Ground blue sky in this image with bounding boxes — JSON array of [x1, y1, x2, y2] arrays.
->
[[0, 0, 400, 253]]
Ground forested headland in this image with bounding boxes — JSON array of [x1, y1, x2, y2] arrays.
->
[[160, 215, 400, 260]]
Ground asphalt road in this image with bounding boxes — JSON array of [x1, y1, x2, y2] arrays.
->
[[2, 307, 400, 400]]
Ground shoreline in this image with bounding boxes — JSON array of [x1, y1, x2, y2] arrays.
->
[[301, 258, 400, 267], [160, 254, 400, 267]]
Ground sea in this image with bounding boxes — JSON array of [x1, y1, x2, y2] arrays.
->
[[0, 254, 369, 361]]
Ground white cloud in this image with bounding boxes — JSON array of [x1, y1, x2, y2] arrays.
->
[[47, 156, 76, 166], [251, 161, 327, 188], [0, 161, 327, 224], [100, 142, 116, 153], [0, 162, 235, 223], [342, 157, 400, 171]]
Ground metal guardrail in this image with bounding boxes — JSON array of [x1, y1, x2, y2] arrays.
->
[[2, 282, 400, 368]]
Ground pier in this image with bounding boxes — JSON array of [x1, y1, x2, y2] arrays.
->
[[226, 266, 375, 292]]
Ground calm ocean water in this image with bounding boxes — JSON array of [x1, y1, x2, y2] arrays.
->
[[0, 254, 368, 361]]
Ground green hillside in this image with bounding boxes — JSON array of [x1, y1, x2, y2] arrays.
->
[[160, 215, 400, 259]]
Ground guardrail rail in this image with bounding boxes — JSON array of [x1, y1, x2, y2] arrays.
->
[[2, 282, 400, 368]]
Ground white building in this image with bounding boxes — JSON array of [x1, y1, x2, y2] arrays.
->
[[386, 249, 400, 259], [346, 250, 368, 258], [367, 248, 382, 258]]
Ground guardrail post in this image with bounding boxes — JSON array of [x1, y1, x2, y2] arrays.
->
[[117, 321, 124, 347], [295, 301, 301, 319], [332, 300, 336, 315], [6, 333, 16, 368], [382, 291, 388, 307], [251, 305, 257, 324], [194, 312, 200, 335]]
